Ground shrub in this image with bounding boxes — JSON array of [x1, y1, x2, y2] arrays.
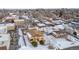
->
[[31, 41, 38, 47], [30, 39, 33, 42], [73, 32, 77, 36], [39, 40, 45, 45]]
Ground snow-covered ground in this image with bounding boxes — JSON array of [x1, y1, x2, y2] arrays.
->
[[46, 35, 79, 49], [18, 35, 49, 50], [18, 29, 79, 50]]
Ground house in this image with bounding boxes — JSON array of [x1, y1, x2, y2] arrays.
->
[[0, 23, 16, 32], [52, 31, 67, 38], [4, 15, 16, 23], [6, 23, 16, 31], [52, 24, 68, 38], [14, 19, 25, 26], [64, 24, 75, 35]]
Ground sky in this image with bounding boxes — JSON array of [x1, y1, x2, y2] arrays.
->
[[0, 0, 79, 8]]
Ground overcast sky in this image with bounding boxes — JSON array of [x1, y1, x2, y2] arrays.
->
[[0, 0, 79, 8]]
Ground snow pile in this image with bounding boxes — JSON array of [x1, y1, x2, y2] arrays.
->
[[37, 23, 45, 27]]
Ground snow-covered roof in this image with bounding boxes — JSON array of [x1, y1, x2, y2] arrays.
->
[[34, 20, 40, 23], [22, 15, 29, 19], [14, 19, 24, 22], [6, 23, 15, 27], [0, 23, 6, 26], [0, 25, 7, 34], [0, 34, 10, 41], [53, 25, 64, 30], [43, 27, 53, 34], [5, 16, 15, 19], [44, 21, 52, 25], [52, 20, 64, 25], [37, 23, 46, 27]]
